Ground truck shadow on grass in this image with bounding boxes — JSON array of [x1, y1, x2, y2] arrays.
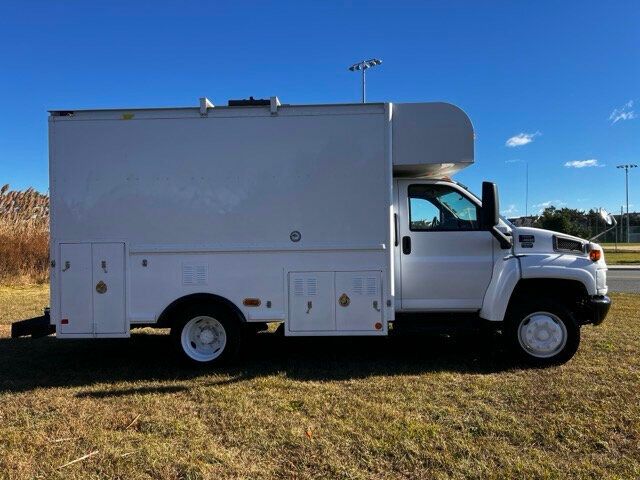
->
[[0, 331, 516, 396]]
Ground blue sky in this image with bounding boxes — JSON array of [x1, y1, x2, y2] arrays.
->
[[0, 1, 638, 216]]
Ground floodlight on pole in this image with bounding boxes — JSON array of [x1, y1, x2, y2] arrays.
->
[[348, 59, 382, 103], [616, 164, 637, 243]]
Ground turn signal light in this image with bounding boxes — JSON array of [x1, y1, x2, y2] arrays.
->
[[589, 249, 601, 262], [243, 298, 261, 307]]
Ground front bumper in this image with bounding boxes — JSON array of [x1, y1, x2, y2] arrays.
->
[[583, 295, 611, 326]]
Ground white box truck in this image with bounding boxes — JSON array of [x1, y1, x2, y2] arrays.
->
[[12, 97, 611, 366]]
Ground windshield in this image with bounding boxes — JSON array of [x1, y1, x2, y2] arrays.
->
[[450, 179, 514, 228]]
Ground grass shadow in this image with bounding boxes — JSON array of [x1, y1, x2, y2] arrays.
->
[[0, 329, 516, 395]]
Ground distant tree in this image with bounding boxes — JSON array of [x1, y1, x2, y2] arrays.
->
[[533, 206, 590, 239]]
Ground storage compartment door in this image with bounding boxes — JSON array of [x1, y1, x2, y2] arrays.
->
[[335, 271, 382, 331], [288, 272, 335, 332], [59, 243, 93, 335], [92, 243, 126, 335]]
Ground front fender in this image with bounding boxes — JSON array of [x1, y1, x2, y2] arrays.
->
[[480, 253, 599, 322], [480, 255, 520, 321], [518, 254, 598, 295]]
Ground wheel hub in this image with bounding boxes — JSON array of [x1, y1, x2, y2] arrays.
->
[[180, 315, 227, 362], [518, 312, 567, 358], [199, 328, 216, 345]]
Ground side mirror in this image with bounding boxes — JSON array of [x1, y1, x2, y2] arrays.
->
[[599, 208, 617, 226], [481, 181, 511, 249], [590, 208, 618, 242], [481, 182, 500, 229]]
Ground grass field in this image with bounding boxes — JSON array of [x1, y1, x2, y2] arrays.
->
[[603, 251, 640, 265], [601, 243, 640, 266], [1, 285, 639, 479], [601, 243, 640, 251]]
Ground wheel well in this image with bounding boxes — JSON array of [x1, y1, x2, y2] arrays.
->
[[156, 293, 246, 328], [506, 278, 589, 317]]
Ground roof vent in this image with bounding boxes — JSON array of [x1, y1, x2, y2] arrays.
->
[[228, 97, 271, 107]]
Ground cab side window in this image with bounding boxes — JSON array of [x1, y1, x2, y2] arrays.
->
[[409, 184, 480, 231]]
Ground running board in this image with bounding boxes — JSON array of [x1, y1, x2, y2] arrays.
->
[[11, 308, 55, 338]]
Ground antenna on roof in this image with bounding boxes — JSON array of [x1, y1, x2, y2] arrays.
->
[[199, 97, 214, 116]]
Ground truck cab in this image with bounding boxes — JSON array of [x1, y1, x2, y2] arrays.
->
[[394, 177, 610, 365]]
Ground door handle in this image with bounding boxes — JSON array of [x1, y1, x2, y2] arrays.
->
[[394, 213, 399, 247], [402, 236, 411, 255]]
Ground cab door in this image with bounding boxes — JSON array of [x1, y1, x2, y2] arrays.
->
[[397, 180, 494, 311]]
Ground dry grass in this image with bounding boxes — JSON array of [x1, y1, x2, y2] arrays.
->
[[602, 243, 640, 252], [0, 285, 638, 479], [0, 185, 49, 284], [604, 251, 640, 265], [602, 243, 640, 265]]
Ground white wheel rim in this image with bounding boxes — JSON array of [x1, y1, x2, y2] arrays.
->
[[517, 311, 567, 358], [181, 316, 227, 362]]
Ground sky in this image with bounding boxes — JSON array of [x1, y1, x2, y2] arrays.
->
[[0, 1, 638, 217]]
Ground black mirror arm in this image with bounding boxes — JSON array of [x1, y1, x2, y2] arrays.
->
[[491, 227, 512, 249]]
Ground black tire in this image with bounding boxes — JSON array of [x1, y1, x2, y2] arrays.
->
[[505, 299, 580, 367], [170, 302, 241, 366]]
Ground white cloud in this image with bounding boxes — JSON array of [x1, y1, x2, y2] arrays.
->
[[505, 158, 523, 164], [501, 204, 518, 216], [505, 132, 540, 147], [533, 200, 566, 213], [609, 100, 636, 124], [564, 159, 600, 168]]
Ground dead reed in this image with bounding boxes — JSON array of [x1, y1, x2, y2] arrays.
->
[[0, 184, 49, 284]]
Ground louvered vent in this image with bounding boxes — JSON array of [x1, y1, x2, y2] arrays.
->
[[352, 277, 364, 295], [553, 236, 584, 253], [352, 276, 378, 295], [306, 278, 317, 296], [182, 264, 208, 285], [293, 276, 318, 296], [366, 277, 377, 296]]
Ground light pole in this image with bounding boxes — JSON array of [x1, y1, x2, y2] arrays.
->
[[525, 161, 529, 218], [348, 59, 382, 103], [616, 164, 637, 243]]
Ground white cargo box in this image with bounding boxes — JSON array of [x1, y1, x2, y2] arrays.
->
[[48, 99, 473, 338]]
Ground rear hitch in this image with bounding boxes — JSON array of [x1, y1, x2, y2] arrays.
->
[[11, 308, 55, 338]]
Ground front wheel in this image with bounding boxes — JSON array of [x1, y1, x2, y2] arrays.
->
[[171, 304, 240, 365], [506, 300, 580, 367]]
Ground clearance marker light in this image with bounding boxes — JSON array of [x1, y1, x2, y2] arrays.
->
[[243, 298, 261, 307]]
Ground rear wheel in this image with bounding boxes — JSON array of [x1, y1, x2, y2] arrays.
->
[[171, 304, 240, 365], [506, 300, 580, 367]]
